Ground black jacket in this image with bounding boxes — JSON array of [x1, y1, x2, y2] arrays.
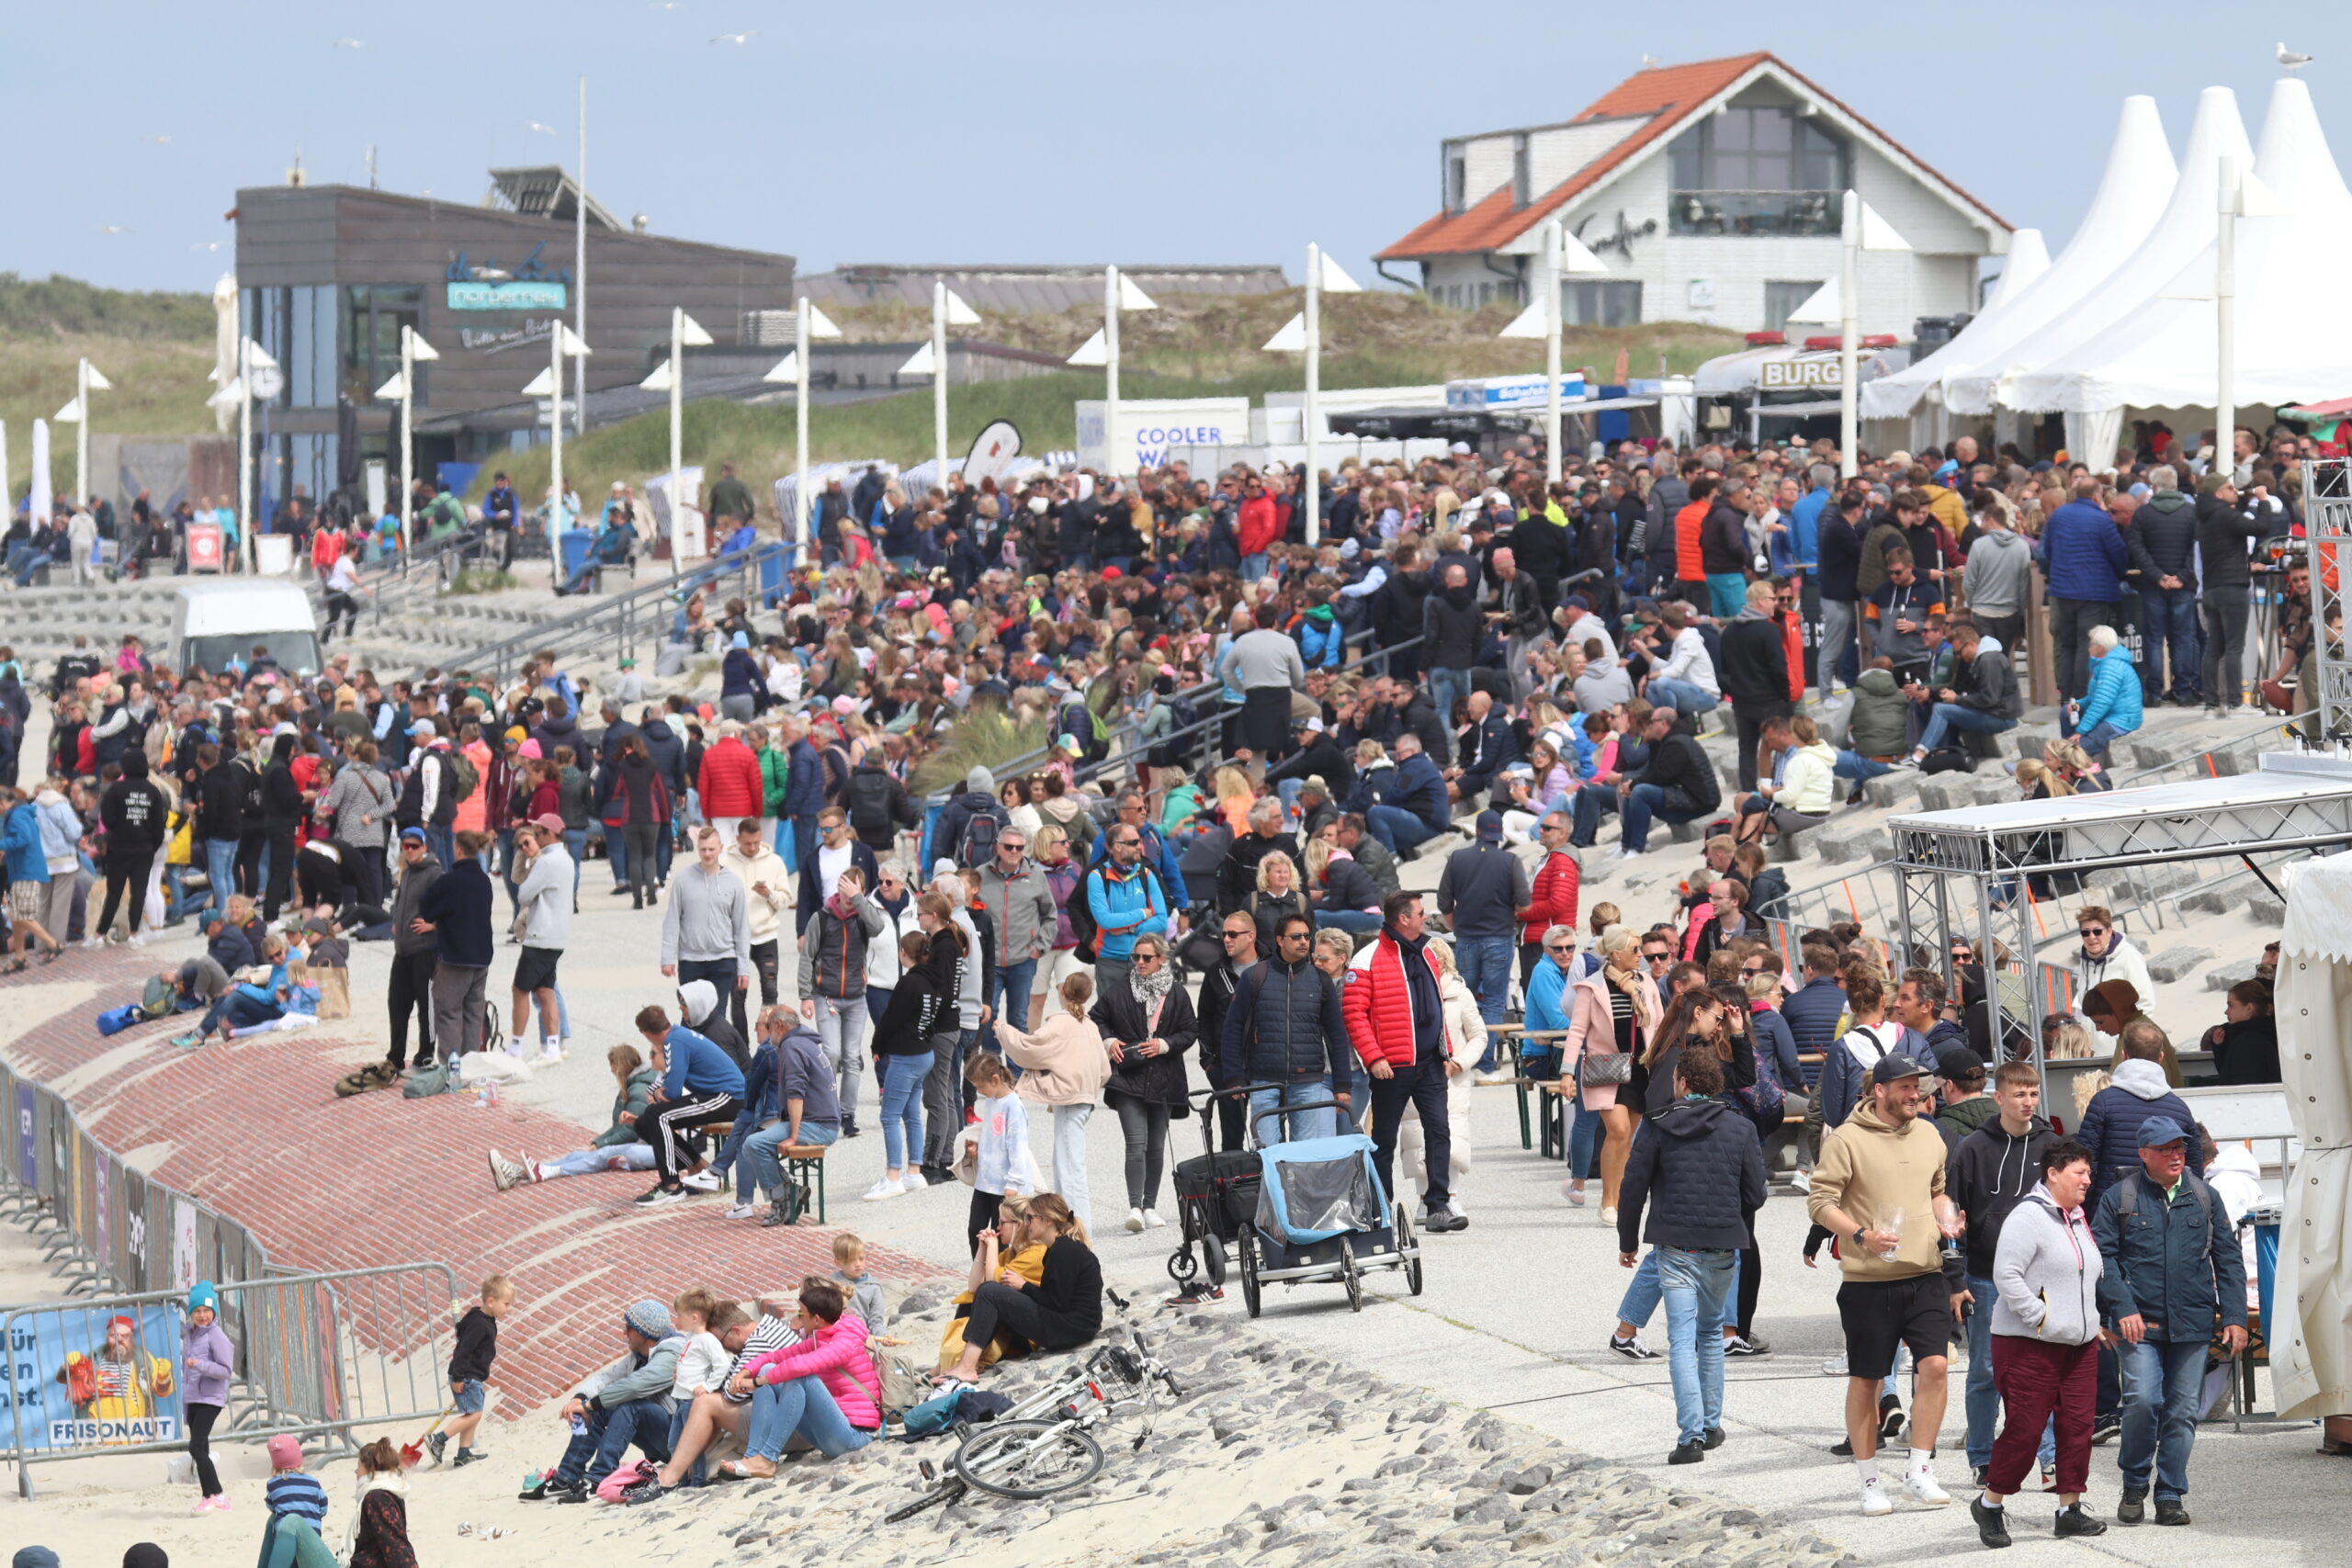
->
[[1617, 1096, 1767, 1252], [1217, 829, 1301, 917], [1265, 734, 1356, 802], [1700, 500, 1750, 575], [1716, 612, 1790, 709], [418, 855, 494, 967], [1024, 1236, 1103, 1350], [100, 777, 169, 855], [1422, 585, 1484, 671], [1374, 569, 1431, 649], [846, 764, 918, 851], [1949, 1112, 2054, 1279], [2195, 493, 2267, 592], [1093, 979, 1198, 1110], [1218, 953, 1351, 1085], [1635, 730, 1720, 812], [2128, 491, 2200, 590], [1954, 645, 2023, 719]]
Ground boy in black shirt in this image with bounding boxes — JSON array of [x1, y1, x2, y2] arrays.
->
[[433, 1274, 515, 1466]]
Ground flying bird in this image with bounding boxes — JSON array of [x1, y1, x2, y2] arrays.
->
[[710, 29, 756, 44], [144, 133, 171, 144], [2279, 41, 2314, 73], [190, 241, 223, 252], [651, 2, 681, 8], [331, 37, 367, 49], [99, 224, 132, 234], [526, 120, 559, 135]]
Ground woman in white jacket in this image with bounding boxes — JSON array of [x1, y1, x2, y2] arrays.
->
[[1974, 1138, 2107, 1548], [1735, 715, 1837, 845]]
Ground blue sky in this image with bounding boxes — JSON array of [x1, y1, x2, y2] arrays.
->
[[8, 2, 2342, 295]]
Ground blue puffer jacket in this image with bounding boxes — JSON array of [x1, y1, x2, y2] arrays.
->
[[2035, 499, 2126, 602], [1379, 752, 1449, 830], [1217, 954, 1351, 1086], [2075, 1059, 2206, 1212], [2091, 1166, 2246, 1343], [2075, 644, 2143, 736], [1082, 860, 1168, 963], [1, 801, 48, 886]]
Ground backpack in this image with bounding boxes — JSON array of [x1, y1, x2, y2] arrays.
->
[[1067, 863, 1164, 962], [1919, 746, 1975, 775], [1147, 694, 1201, 768], [446, 750, 480, 804], [1735, 1032, 1787, 1134], [235, 759, 264, 820], [865, 1339, 934, 1418], [2110, 1168, 2227, 1237], [956, 799, 1009, 868]]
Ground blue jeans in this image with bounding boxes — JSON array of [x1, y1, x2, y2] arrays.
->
[[2117, 1337, 2207, 1499], [552, 1395, 672, 1485], [1570, 782, 1620, 847], [2070, 719, 2128, 759], [990, 957, 1037, 1034], [1645, 676, 1718, 717], [1452, 934, 1515, 1057], [2142, 583, 2203, 700], [740, 1117, 838, 1198], [664, 1401, 708, 1486], [1567, 1089, 1600, 1179], [1834, 750, 1893, 782], [749, 1374, 876, 1460], [1620, 783, 1704, 854], [1316, 908, 1381, 935], [203, 838, 238, 917], [1915, 703, 2015, 756], [563, 829, 587, 900], [1239, 551, 1269, 582], [1430, 667, 1472, 728], [1964, 1274, 2056, 1469], [1617, 1247, 1662, 1327], [1366, 804, 1439, 856], [878, 1051, 928, 1169], [425, 824, 455, 873], [1658, 1246, 1736, 1445], [1249, 1076, 1334, 1145]]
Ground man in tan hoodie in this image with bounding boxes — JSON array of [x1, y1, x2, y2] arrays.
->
[[1805, 1052, 1966, 1517]]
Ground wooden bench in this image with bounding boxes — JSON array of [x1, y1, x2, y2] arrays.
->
[[685, 1124, 828, 1224]]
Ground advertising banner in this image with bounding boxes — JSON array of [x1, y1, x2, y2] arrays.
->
[[3, 1305, 186, 1451]]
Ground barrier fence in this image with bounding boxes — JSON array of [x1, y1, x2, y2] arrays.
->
[[0, 1056, 455, 1497]]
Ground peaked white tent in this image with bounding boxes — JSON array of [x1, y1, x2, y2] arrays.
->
[[1996, 85, 2256, 466], [1859, 226, 2048, 420], [1939, 95, 2178, 417], [2273, 851, 2352, 1422], [1999, 77, 2352, 428]]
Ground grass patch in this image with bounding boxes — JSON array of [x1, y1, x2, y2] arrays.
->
[[448, 566, 519, 595]]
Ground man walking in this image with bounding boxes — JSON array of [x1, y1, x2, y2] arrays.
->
[[1949, 1062, 2055, 1485], [1086, 823, 1170, 995], [2091, 1117, 2246, 1528], [720, 817, 790, 1043], [1615, 1049, 1766, 1464], [976, 828, 1056, 1032], [1435, 809, 1529, 1066], [1344, 892, 1467, 1233], [1194, 910, 1261, 1160], [506, 816, 574, 1064], [415, 829, 495, 1063], [661, 826, 752, 1002], [1805, 1053, 1965, 1516], [1219, 913, 1353, 1146], [2036, 478, 2126, 701]]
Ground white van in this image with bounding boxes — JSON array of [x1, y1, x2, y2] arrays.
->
[[172, 581, 323, 681]]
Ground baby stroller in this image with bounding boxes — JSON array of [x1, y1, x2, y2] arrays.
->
[[1237, 1092, 1423, 1315], [1168, 1085, 1267, 1291]]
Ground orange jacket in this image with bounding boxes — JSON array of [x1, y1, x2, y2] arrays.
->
[[1674, 501, 1710, 584]]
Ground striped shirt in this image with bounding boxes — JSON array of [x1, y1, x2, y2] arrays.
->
[[266, 1470, 330, 1527], [721, 1317, 802, 1403]]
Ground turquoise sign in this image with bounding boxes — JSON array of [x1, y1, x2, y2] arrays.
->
[[447, 280, 568, 311]]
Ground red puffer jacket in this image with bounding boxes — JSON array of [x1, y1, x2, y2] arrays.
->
[[697, 738, 763, 822], [1342, 931, 1456, 1069], [1518, 847, 1580, 946], [1237, 493, 1282, 557]]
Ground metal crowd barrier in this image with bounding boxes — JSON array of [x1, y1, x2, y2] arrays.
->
[[0, 1057, 456, 1496]]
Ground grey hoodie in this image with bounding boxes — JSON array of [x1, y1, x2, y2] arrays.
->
[[1990, 1183, 2104, 1345], [513, 842, 574, 949], [1964, 526, 2032, 616]]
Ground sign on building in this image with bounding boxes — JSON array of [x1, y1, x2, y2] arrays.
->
[[1758, 358, 1842, 391], [1443, 373, 1591, 411], [447, 281, 568, 311], [1076, 399, 1250, 473]]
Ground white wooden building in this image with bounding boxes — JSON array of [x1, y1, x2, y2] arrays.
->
[[1376, 52, 2009, 337]]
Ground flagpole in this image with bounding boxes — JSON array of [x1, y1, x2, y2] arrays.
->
[[796, 297, 811, 570], [1305, 244, 1321, 548]]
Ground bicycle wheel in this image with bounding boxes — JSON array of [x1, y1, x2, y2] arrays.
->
[[952, 1419, 1106, 1499], [1396, 1201, 1424, 1296], [1238, 1227, 1263, 1318], [1341, 1247, 1363, 1313]]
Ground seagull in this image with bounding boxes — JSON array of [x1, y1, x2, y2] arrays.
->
[[189, 241, 223, 252], [651, 1, 680, 8], [99, 224, 132, 234], [1640, 52, 1658, 68], [2279, 41, 2314, 73], [144, 133, 171, 144], [330, 36, 366, 49], [709, 29, 755, 43], [526, 120, 559, 135]]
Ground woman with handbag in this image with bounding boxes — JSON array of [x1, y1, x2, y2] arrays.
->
[[1564, 925, 1662, 1223], [1091, 932, 1196, 1233]]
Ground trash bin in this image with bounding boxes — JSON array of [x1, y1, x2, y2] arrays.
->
[[560, 528, 597, 586], [757, 544, 785, 606]]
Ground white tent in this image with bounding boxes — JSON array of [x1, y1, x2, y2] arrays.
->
[[1994, 85, 2255, 466], [1999, 77, 2352, 426], [1939, 96, 2178, 417], [2272, 851, 2352, 1420], [1858, 226, 2047, 420]]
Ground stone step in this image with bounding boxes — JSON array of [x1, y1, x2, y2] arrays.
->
[[2144, 945, 2216, 985]]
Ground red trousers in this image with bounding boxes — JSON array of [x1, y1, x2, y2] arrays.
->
[[1989, 1334, 2097, 1495]]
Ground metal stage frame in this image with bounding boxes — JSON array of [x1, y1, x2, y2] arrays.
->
[[1883, 753, 2352, 1072]]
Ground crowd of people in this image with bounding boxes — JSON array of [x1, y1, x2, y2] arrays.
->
[[0, 414, 2308, 1555]]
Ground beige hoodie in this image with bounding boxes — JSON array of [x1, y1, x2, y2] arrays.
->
[[995, 1010, 1112, 1107], [1805, 1098, 1949, 1281]]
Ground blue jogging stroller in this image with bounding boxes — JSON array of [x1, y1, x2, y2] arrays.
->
[[1234, 1092, 1423, 1315]]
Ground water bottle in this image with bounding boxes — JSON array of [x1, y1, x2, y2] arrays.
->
[[486, 1078, 502, 1108]]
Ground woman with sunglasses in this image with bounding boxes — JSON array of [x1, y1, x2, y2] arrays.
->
[[1092, 933, 1197, 1233], [1563, 926, 1662, 1223]]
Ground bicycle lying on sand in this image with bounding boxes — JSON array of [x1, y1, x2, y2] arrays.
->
[[883, 1328, 1186, 1521]]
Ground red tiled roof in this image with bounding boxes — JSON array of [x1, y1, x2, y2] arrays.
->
[[1376, 51, 2007, 262]]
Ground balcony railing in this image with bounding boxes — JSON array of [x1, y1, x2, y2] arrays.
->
[[1668, 190, 1840, 238]]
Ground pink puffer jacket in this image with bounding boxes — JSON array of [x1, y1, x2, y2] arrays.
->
[[743, 1314, 881, 1428]]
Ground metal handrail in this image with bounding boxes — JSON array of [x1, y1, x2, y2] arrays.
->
[[441, 540, 787, 686]]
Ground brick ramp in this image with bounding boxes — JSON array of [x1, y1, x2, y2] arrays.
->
[[2, 951, 942, 1413]]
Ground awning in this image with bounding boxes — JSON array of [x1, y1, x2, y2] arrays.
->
[[1325, 399, 1654, 440]]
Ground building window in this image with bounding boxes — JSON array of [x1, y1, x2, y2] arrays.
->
[[345, 286, 424, 405], [1764, 280, 1826, 331], [1447, 153, 1467, 213], [1563, 280, 1642, 328], [1667, 106, 1845, 236], [1512, 135, 1531, 208]]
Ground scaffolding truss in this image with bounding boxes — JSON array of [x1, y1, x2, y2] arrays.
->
[[2299, 457, 2352, 743], [1883, 753, 2352, 1072]]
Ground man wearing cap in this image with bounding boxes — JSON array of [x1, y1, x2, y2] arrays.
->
[[507, 817, 574, 1064], [1265, 716, 1355, 819], [533, 1300, 686, 1500], [1435, 810, 1530, 1063], [1806, 1052, 1967, 1517], [386, 828, 441, 1074], [396, 718, 460, 871], [2090, 1116, 2245, 1527]]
